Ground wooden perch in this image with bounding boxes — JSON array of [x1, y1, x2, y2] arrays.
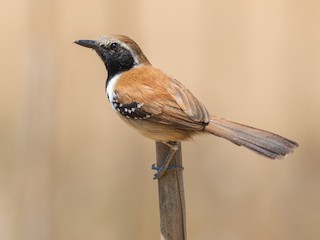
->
[[155, 141, 186, 240]]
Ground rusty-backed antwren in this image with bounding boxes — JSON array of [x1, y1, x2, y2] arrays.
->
[[75, 35, 298, 179]]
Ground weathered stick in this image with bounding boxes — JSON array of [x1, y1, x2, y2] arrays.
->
[[156, 141, 187, 240]]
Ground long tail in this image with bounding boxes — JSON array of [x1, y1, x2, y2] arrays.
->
[[204, 115, 298, 159]]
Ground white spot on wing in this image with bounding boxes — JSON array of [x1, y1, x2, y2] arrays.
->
[[137, 103, 144, 108]]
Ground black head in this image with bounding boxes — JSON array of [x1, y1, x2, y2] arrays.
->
[[75, 35, 150, 80]]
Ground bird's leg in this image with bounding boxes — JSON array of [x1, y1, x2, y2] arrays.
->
[[152, 141, 183, 179]]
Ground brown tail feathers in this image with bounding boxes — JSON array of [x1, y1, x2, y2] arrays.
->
[[205, 115, 298, 159]]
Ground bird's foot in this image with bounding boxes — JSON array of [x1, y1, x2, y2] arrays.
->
[[151, 141, 183, 179], [151, 163, 184, 179]]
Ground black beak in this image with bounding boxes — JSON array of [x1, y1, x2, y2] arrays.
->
[[74, 39, 100, 50]]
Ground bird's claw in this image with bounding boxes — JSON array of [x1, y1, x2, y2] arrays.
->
[[152, 164, 184, 179]]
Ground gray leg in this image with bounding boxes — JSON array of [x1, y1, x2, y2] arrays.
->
[[152, 142, 182, 179]]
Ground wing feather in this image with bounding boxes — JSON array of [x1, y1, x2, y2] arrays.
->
[[167, 78, 210, 123], [113, 65, 209, 130]]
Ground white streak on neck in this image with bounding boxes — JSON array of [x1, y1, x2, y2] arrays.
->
[[106, 73, 121, 109]]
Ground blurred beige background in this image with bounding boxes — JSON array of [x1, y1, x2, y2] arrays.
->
[[1, 0, 319, 239]]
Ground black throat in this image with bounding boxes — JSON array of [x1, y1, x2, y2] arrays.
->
[[97, 47, 136, 82]]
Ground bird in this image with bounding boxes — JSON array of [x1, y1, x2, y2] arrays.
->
[[74, 34, 299, 179]]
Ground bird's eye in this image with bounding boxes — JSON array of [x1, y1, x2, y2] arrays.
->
[[110, 42, 119, 50]]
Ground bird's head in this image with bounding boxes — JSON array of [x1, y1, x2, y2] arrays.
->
[[75, 35, 150, 79]]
